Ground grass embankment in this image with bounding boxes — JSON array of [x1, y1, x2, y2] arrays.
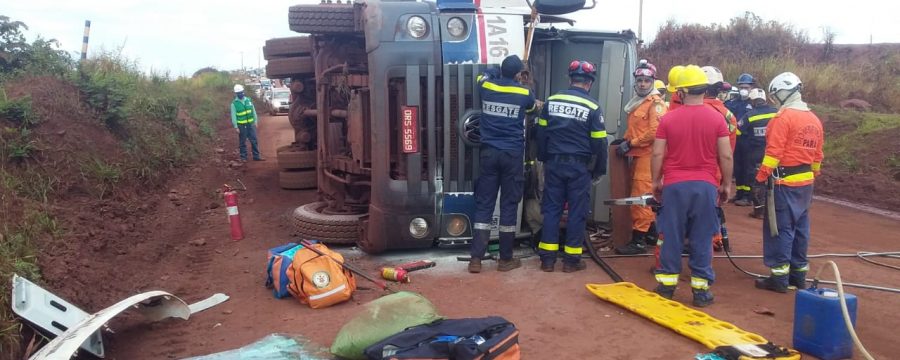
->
[[0, 15, 236, 357]]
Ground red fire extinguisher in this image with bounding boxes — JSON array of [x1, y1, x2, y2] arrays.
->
[[223, 184, 244, 240]]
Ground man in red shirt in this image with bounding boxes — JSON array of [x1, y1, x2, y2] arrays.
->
[[651, 65, 733, 307]]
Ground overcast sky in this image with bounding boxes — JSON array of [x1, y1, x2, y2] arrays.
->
[[5, 0, 899, 76]]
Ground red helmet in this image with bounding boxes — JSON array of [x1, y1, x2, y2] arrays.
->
[[633, 59, 657, 79], [568, 60, 597, 81]]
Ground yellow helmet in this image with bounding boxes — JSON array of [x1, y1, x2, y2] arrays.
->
[[675, 65, 709, 90], [654, 79, 666, 92], [666, 65, 685, 92]]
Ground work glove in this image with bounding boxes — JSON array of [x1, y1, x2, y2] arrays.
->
[[615, 141, 631, 157], [610, 138, 625, 146]]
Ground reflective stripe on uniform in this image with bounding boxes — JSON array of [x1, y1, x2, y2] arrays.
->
[[537, 118, 548, 126], [811, 162, 821, 172], [777, 171, 814, 184], [564, 245, 583, 255], [771, 264, 790, 276], [538, 242, 559, 251], [762, 155, 780, 168], [473, 222, 492, 230], [735, 185, 752, 191], [736, 129, 742, 136], [655, 273, 678, 286], [690, 277, 709, 290], [749, 112, 776, 122], [547, 94, 599, 110], [498, 225, 516, 233], [482, 81, 530, 96], [792, 264, 810, 272], [590, 130, 607, 139]]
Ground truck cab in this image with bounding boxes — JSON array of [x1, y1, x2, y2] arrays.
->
[[286, 0, 637, 253]]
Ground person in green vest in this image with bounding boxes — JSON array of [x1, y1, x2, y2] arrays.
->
[[231, 84, 264, 161]]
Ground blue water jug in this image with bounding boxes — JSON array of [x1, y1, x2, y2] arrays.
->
[[793, 286, 858, 360]]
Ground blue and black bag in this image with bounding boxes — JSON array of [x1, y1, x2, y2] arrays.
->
[[265, 242, 303, 299]]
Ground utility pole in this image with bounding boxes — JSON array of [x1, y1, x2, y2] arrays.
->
[[240, 51, 244, 71], [637, 0, 644, 45], [81, 20, 91, 60]]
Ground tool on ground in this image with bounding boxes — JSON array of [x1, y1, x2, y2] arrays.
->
[[586, 282, 800, 360], [223, 184, 244, 240], [298, 239, 393, 292], [236, 179, 248, 191], [766, 176, 778, 237], [381, 260, 437, 283]]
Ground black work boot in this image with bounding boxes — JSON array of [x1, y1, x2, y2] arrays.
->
[[468, 258, 482, 273], [615, 230, 648, 255], [749, 206, 765, 219], [540, 260, 555, 272], [497, 258, 522, 272], [644, 223, 659, 246], [692, 289, 715, 307], [755, 275, 789, 293], [562, 260, 587, 273], [789, 271, 808, 290], [654, 285, 676, 299]]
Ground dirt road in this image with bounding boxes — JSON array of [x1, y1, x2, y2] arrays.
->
[[108, 115, 900, 359]]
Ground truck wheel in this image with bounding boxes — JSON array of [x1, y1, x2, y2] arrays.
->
[[277, 148, 317, 170], [291, 201, 365, 245], [263, 36, 312, 60], [266, 56, 314, 78], [279, 169, 317, 190], [288, 4, 361, 34]]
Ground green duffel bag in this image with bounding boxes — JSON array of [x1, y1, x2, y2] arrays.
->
[[331, 291, 443, 360]]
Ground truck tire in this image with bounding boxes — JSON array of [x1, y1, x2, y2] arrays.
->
[[277, 148, 317, 170], [288, 4, 361, 34], [263, 36, 312, 60], [266, 56, 314, 78], [291, 201, 365, 245], [279, 169, 318, 190]]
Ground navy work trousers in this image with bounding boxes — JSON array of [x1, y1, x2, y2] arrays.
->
[[470, 147, 524, 261], [538, 159, 590, 264], [763, 184, 813, 274], [238, 123, 261, 161], [656, 181, 719, 286]]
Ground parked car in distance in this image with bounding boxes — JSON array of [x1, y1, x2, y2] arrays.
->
[[268, 89, 291, 115]]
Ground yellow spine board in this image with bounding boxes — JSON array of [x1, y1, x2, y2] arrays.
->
[[586, 282, 801, 360]]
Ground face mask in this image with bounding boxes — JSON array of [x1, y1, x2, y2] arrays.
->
[[237, 92, 245, 99], [739, 89, 749, 100]]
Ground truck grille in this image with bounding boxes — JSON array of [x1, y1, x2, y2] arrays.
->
[[442, 64, 486, 192]]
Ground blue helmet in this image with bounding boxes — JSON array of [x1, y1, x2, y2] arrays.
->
[[736, 73, 755, 85]]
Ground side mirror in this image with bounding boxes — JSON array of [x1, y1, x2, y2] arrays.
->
[[533, 0, 591, 15]]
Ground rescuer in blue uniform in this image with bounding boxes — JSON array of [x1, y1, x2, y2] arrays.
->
[[726, 73, 756, 204], [468, 55, 537, 274], [738, 88, 778, 219], [535, 60, 608, 273]]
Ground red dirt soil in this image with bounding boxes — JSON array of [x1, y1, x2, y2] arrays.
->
[[71, 115, 900, 359]]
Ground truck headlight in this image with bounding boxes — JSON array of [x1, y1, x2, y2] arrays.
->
[[409, 218, 429, 238], [447, 17, 467, 38], [446, 215, 467, 236], [407, 16, 428, 39]]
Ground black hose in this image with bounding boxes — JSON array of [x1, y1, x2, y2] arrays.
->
[[584, 230, 624, 282]]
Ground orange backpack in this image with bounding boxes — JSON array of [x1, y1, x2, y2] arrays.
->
[[287, 243, 356, 309]]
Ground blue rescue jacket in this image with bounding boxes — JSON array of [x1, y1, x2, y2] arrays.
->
[[536, 87, 608, 176], [737, 104, 778, 155], [477, 74, 536, 153], [725, 97, 753, 123]]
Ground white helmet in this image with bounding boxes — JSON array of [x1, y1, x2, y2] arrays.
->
[[233, 84, 245, 93], [768, 72, 802, 94], [701, 66, 724, 85], [748, 88, 766, 101]]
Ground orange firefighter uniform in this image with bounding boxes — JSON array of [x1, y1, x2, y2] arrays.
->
[[755, 109, 825, 184], [623, 95, 666, 232]]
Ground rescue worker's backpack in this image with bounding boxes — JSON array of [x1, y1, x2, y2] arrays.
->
[[363, 316, 521, 360], [286, 242, 356, 309], [265, 242, 302, 299]]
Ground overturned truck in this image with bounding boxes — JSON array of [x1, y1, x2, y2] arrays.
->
[[268, 0, 638, 253]]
